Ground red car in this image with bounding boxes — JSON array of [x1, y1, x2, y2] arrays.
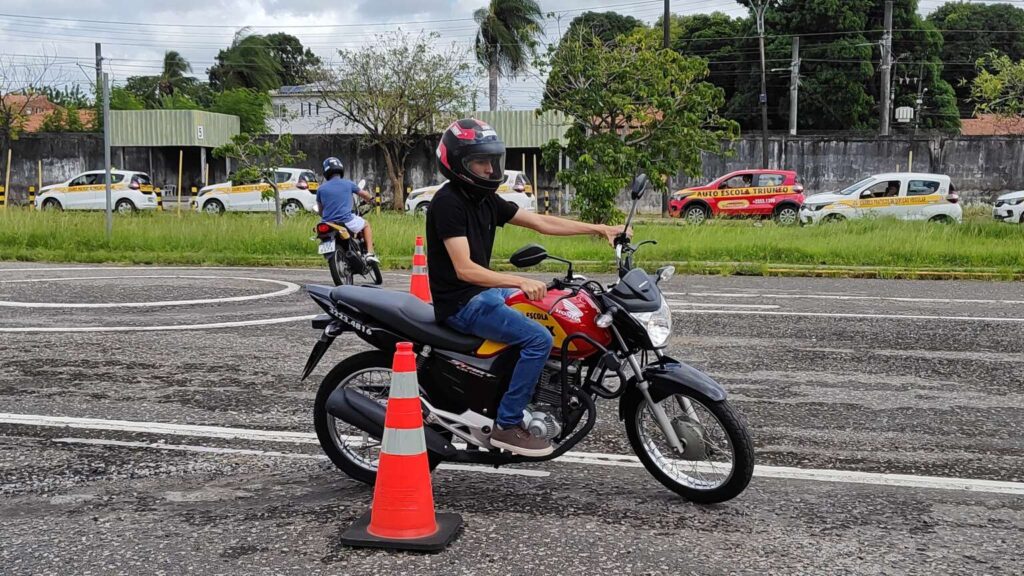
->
[[668, 170, 805, 225]]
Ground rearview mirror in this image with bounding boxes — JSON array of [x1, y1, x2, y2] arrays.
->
[[357, 179, 366, 190], [509, 244, 548, 268], [631, 174, 649, 200]]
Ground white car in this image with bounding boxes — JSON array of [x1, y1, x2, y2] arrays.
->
[[405, 170, 537, 215], [35, 170, 158, 213], [800, 172, 962, 225], [993, 191, 1024, 224], [194, 168, 318, 216]]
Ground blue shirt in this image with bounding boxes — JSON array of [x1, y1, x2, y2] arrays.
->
[[316, 177, 360, 224]]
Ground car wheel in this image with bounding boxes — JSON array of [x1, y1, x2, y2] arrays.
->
[[774, 205, 799, 226], [928, 214, 954, 224], [415, 202, 430, 216], [282, 199, 303, 218], [42, 198, 63, 211], [823, 213, 845, 223], [683, 204, 710, 225], [203, 199, 225, 215], [115, 199, 136, 214]]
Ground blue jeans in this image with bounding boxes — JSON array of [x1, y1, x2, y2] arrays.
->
[[446, 288, 554, 428]]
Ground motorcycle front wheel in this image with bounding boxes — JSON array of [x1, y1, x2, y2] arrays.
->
[[623, 391, 754, 503]]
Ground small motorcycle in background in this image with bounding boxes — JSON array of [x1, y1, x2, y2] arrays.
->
[[313, 179, 382, 286]]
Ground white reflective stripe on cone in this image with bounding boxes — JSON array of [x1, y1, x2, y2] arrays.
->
[[390, 372, 419, 399], [381, 427, 427, 456]]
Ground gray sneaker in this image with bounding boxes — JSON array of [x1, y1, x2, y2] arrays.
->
[[490, 424, 554, 457], [365, 252, 380, 265]]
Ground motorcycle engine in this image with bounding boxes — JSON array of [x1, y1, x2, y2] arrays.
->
[[523, 361, 580, 440]]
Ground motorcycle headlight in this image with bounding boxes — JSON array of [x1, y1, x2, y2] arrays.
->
[[630, 297, 672, 348]]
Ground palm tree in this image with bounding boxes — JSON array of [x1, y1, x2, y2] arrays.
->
[[208, 29, 283, 91], [158, 51, 192, 96], [474, 0, 544, 111]]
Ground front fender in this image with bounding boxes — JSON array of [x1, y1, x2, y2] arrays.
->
[[618, 357, 727, 420]]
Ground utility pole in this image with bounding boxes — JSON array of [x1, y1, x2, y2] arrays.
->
[[94, 43, 102, 102], [789, 36, 800, 136], [880, 0, 893, 136], [102, 72, 112, 240], [754, 1, 770, 168], [662, 0, 671, 216], [663, 0, 670, 49], [913, 62, 926, 138]]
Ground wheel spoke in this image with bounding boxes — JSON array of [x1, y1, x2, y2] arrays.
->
[[636, 394, 735, 491]]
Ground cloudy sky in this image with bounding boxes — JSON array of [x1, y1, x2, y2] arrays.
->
[[0, 0, 988, 110]]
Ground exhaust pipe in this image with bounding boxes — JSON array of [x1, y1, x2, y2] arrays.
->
[[326, 388, 456, 458]]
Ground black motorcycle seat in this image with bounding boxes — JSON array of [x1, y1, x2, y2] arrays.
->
[[329, 285, 484, 353]]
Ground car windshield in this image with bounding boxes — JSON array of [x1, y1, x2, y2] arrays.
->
[[836, 177, 875, 195]]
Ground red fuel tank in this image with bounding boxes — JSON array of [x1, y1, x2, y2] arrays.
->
[[473, 289, 613, 359]]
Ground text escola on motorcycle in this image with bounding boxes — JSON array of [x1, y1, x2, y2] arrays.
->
[[300, 174, 754, 503], [313, 178, 381, 286]]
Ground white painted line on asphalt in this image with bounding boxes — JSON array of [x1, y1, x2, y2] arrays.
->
[[50, 437, 549, 478], [0, 276, 299, 308], [0, 413, 320, 441], [672, 309, 1024, 323], [6, 413, 1021, 495], [0, 315, 317, 333], [664, 291, 1024, 306], [666, 301, 780, 310]]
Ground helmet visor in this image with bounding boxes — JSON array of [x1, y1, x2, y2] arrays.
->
[[461, 152, 505, 184]]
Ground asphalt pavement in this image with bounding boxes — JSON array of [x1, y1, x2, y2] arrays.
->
[[1, 262, 1022, 575]]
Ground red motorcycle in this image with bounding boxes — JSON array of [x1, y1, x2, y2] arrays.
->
[[301, 175, 754, 503]]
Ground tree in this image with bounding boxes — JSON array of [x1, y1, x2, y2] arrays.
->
[[724, 0, 958, 131], [265, 33, 323, 86], [213, 133, 306, 226], [40, 85, 91, 108], [474, 0, 544, 111], [159, 51, 193, 96], [123, 75, 162, 108], [208, 29, 283, 91], [319, 32, 472, 209], [545, 11, 647, 102], [540, 30, 738, 223], [39, 106, 88, 132], [928, 1, 1024, 117], [109, 87, 145, 110], [560, 11, 645, 45], [1, 54, 66, 179], [156, 93, 201, 110], [664, 11, 751, 114], [210, 88, 270, 133], [970, 53, 1024, 118]]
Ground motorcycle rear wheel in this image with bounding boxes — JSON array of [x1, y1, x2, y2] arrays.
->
[[314, 351, 444, 485]]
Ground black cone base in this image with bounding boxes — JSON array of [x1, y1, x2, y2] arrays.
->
[[340, 510, 463, 553]]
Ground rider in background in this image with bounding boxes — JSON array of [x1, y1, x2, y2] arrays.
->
[[317, 156, 378, 264]]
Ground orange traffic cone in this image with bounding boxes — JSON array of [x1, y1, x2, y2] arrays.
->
[[340, 342, 462, 552], [410, 236, 432, 303]]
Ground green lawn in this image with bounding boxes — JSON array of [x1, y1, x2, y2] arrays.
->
[[1, 207, 1021, 278]]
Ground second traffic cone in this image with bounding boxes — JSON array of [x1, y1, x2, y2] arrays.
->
[[410, 236, 432, 303], [339, 342, 462, 552]]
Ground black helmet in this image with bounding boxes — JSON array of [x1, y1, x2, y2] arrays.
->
[[436, 118, 505, 197], [322, 156, 344, 179]]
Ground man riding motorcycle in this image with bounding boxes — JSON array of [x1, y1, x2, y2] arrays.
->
[[317, 157, 378, 264], [427, 118, 624, 456]]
